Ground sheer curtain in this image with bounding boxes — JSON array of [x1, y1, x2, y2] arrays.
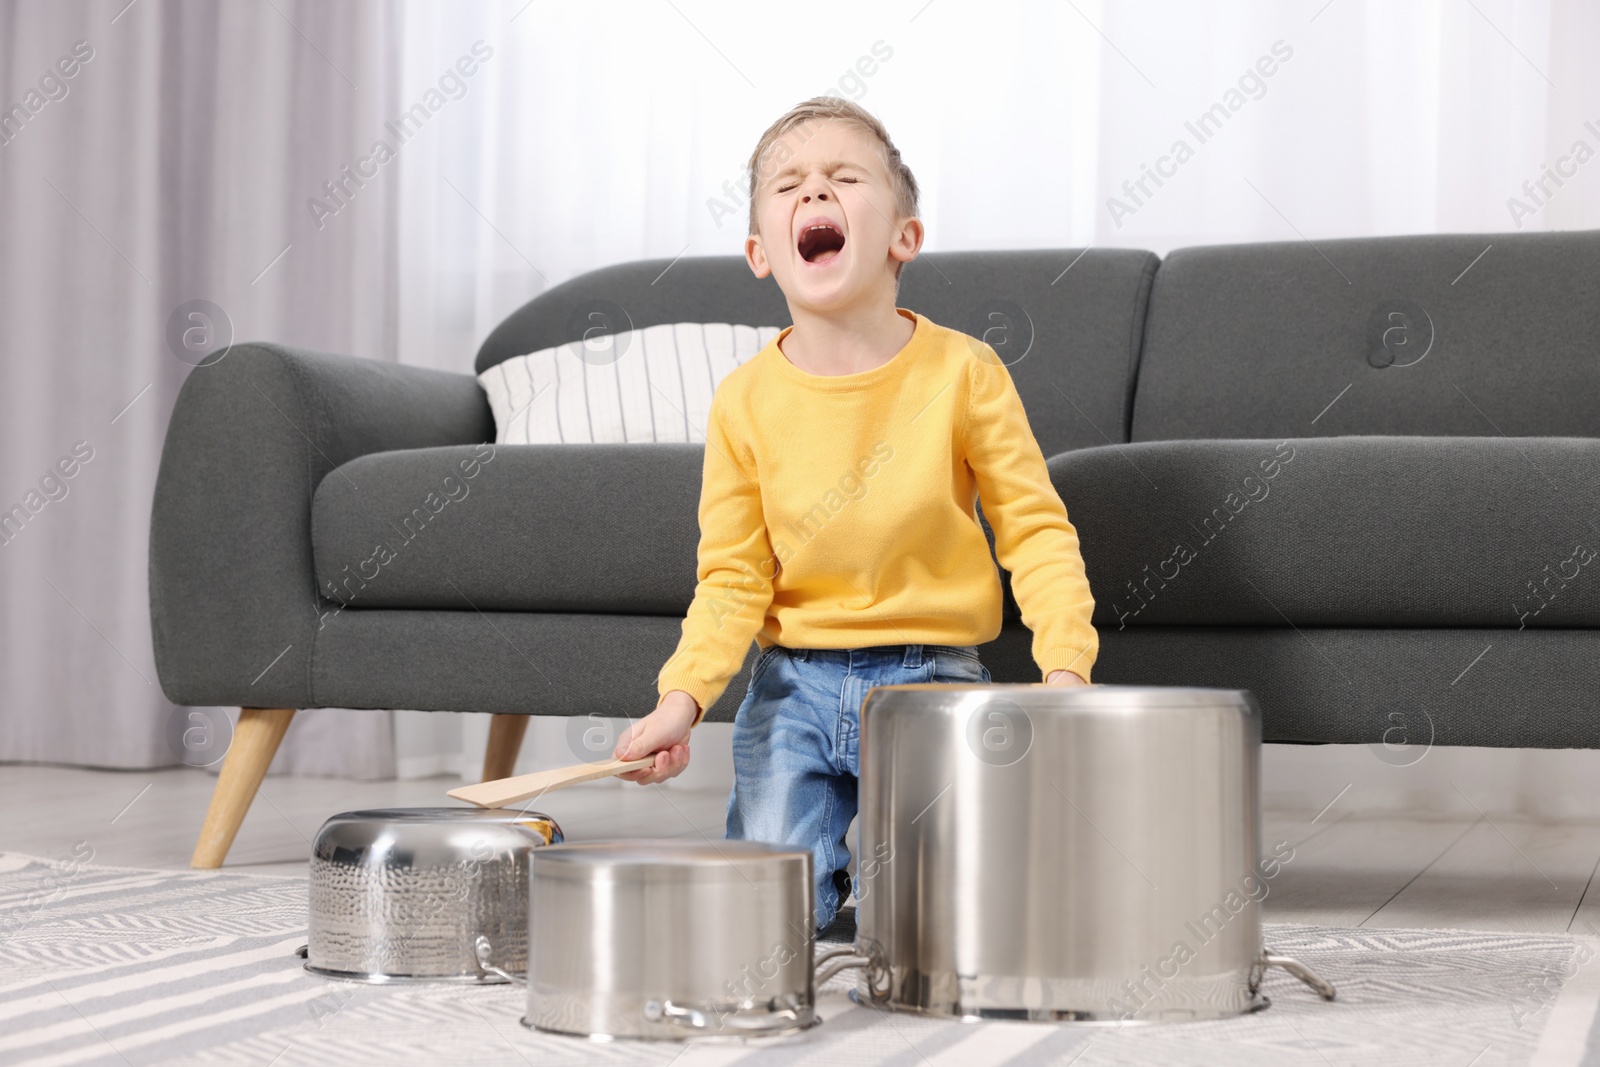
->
[[393, 0, 1600, 371], [2, 0, 1595, 783], [0, 0, 406, 776]]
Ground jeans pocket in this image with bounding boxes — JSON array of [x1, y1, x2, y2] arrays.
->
[[750, 645, 784, 688], [931, 646, 986, 683]]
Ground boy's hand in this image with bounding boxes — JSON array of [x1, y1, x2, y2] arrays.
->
[[1046, 670, 1088, 686], [613, 691, 699, 785]]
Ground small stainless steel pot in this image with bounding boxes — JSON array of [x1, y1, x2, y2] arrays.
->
[[855, 684, 1334, 1023], [305, 807, 562, 984], [515, 839, 868, 1041]]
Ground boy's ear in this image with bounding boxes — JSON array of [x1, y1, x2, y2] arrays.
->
[[745, 233, 771, 279], [889, 216, 925, 268]]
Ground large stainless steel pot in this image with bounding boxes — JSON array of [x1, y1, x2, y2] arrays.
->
[[518, 839, 870, 1041], [855, 684, 1334, 1022], [305, 807, 562, 983]]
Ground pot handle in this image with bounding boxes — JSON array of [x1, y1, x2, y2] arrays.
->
[[813, 943, 890, 994], [1259, 952, 1336, 1000], [473, 935, 525, 986], [643, 999, 806, 1036], [643, 999, 709, 1029]]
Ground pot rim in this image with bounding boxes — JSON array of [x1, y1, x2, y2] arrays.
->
[[861, 683, 1259, 711], [532, 838, 811, 881]]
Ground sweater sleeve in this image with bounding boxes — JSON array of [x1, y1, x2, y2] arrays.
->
[[656, 388, 776, 719], [962, 349, 1099, 682]]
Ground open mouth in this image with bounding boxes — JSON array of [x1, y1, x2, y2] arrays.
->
[[797, 222, 846, 264]]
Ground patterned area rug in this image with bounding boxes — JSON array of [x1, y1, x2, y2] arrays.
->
[[3, 851, 1599, 1066]]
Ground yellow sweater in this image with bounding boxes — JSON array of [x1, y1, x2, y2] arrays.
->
[[656, 308, 1098, 716]]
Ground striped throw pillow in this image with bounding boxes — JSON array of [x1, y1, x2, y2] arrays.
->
[[478, 322, 783, 444]]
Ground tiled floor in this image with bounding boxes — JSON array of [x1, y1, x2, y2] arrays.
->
[[3, 764, 1599, 936]]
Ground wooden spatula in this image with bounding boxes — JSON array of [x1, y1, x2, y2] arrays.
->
[[447, 755, 656, 809]]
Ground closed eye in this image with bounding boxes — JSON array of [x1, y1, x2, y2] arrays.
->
[[776, 176, 861, 193]]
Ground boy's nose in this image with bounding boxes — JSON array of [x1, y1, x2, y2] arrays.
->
[[802, 191, 830, 203]]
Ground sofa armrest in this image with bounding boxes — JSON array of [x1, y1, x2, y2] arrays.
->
[[149, 343, 495, 709]]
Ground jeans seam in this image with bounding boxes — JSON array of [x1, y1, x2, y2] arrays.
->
[[835, 656, 853, 754], [819, 776, 838, 920]]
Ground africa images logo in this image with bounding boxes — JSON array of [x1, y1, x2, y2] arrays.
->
[[1366, 301, 1433, 369]]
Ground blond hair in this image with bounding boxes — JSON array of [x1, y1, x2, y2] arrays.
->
[[746, 97, 920, 277]]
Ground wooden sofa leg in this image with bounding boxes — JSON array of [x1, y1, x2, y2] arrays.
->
[[482, 714, 530, 782], [190, 708, 297, 869]]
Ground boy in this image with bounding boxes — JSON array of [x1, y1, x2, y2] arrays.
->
[[613, 97, 1097, 933]]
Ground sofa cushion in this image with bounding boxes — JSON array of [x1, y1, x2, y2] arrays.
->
[[1056, 436, 1600, 628], [312, 443, 703, 614], [317, 435, 1600, 630], [311, 442, 1031, 618], [475, 249, 1160, 457], [1132, 230, 1600, 441]]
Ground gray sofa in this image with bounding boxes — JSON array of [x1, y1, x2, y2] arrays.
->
[[150, 230, 1600, 866]]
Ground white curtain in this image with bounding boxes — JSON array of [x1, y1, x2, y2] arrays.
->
[[0, 0, 406, 776], [2, 0, 1596, 782], [392, 0, 1600, 375]]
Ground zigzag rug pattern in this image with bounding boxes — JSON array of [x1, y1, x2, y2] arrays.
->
[[0, 851, 1593, 1066]]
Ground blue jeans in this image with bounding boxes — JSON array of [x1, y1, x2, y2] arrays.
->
[[724, 642, 992, 932]]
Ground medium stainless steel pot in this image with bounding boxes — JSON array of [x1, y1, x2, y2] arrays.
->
[[517, 839, 872, 1041], [855, 684, 1334, 1022], [305, 807, 562, 983]]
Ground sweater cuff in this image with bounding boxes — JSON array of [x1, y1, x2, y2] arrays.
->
[[657, 675, 710, 726], [1040, 648, 1094, 684]]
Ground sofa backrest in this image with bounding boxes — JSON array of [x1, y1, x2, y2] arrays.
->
[[476, 249, 1159, 456], [1131, 229, 1600, 441]]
